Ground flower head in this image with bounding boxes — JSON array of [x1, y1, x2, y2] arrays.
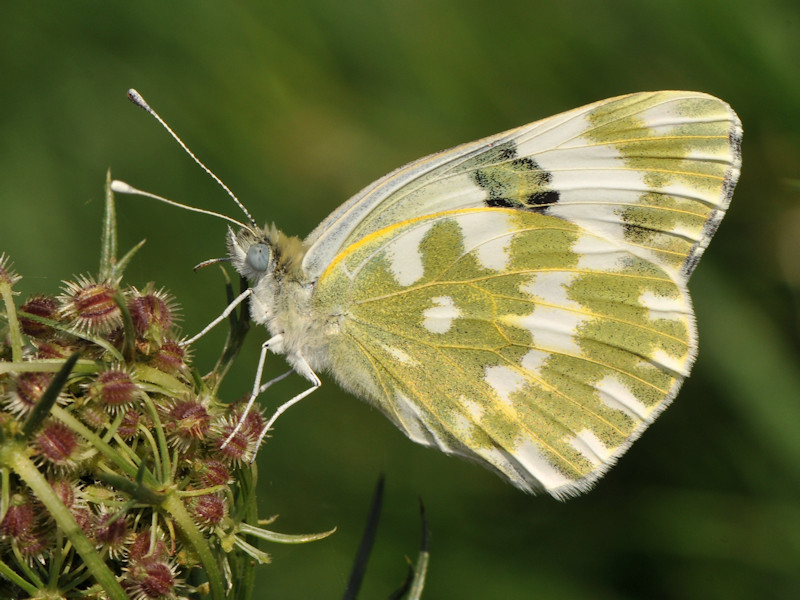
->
[[19, 294, 59, 338], [58, 275, 122, 335], [88, 366, 140, 413]]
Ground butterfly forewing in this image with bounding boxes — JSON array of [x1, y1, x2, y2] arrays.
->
[[303, 91, 741, 282], [314, 208, 694, 497]]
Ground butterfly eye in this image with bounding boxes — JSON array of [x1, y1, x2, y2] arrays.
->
[[246, 243, 272, 273]]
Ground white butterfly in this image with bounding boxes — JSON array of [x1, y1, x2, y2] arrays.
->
[[115, 90, 741, 498]]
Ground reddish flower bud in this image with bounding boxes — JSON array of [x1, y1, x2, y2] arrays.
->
[[35, 420, 80, 470], [16, 529, 50, 561], [213, 421, 254, 466], [126, 559, 180, 600], [189, 494, 227, 530], [59, 275, 122, 335], [94, 511, 128, 559], [163, 399, 211, 450], [5, 372, 53, 416], [194, 459, 231, 488], [128, 529, 169, 563], [50, 478, 77, 510], [90, 367, 138, 412], [118, 409, 141, 439], [1, 499, 35, 537], [150, 339, 187, 374], [34, 340, 74, 359], [19, 295, 59, 338], [128, 288, 177, 338]]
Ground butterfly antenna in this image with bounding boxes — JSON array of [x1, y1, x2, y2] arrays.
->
[[110, 180, 248, 229], [125, 88, 259, 229], [193, 256, 232, 271]]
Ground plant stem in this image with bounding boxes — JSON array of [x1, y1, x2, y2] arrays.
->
[[0, 439, 129, 600], [162, 492, 225, 600]]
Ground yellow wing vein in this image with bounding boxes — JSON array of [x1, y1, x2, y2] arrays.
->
[[348, 316, 628, 439], [490, 288, 629, 435], [542, 166, 727, 182], [485, 289, 689, 346], [344, 323, 591, 475], [550, 94, 731, 146], [354, 268, 673, 306], [505, 91, 661, 148], [344, 329, 422, 435], [345, 314, 672, 397], [432, 335, 593, 472], [543, 133, 731, 152]]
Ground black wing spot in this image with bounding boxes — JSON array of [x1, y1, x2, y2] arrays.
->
[[472, 151, 560, 212]]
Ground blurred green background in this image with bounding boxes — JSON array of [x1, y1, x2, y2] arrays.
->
[[3, 1, 800, 598]]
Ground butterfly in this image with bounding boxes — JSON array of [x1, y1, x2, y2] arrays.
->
[[116, 91, 741, 499]]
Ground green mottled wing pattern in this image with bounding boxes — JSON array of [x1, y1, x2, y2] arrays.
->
[[315, 208, 694, 498], [308, 91, 741, 497]]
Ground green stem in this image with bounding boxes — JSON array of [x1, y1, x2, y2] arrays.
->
[[140, 392, 171, 483], [0, 556, 38, 595], [0, 282, 23, 362], [10, 543, 43, 588], [11, 311, 124, 361], [0, 467, 9, 522], [162, 492, 225, 600], [0, 358, 98, 376], [51, 405, 145, 483], [100, 169, 118, 281], [115, 290, 137, 362], [0, 440, 129, 600], [22, 352, 80, 439]]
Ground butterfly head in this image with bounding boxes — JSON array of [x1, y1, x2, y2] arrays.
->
[[226, 225, 313, 337], [226, 225, 307, 284]]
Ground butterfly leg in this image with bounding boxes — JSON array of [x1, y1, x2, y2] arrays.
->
[[222, 333, 281, 447], [180, 288, 252, 347], [252, 353, 321, 456], [259, 369, 294, 393]]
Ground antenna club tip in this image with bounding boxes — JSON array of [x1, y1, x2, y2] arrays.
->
[[110, 180, 136, 194], [126, 89, 150, 111]]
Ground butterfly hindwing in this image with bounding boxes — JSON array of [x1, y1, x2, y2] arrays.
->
[[314, 208, 694, 497]]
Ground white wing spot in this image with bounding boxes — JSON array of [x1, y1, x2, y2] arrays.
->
[[515, 440, 573, 490], [386, 222, 432, 286], [459, 396, 486, 421], [392, 392, 429, 443], [572, 234, 627, 271], [473, 447, 530, 490], [650, 349, 689, 376], [422, 296, 460, 334], [504, 306, 587, 355], [394, 392, 453, 451], [457, 211, 513, 271], [521, 348, 549, 376], [520, 271, 579, 307], [595, 375, 649, 421], [381, 343, 416, 365], [483, 365, 526, 406], [568, 430, 611, 467], [452, 413, 476, 438], [638, 290, 688, 320]]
